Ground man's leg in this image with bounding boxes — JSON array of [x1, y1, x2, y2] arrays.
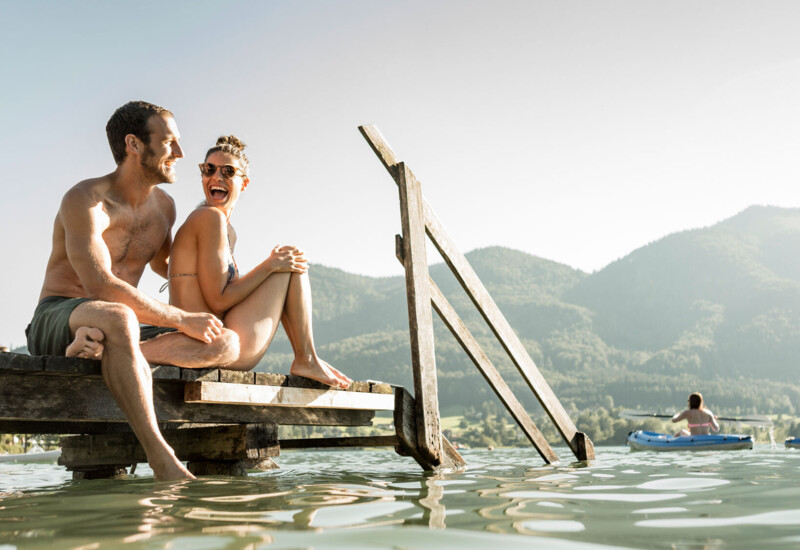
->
[[139, 328, 239, 367], [69, 301, 194, 481]]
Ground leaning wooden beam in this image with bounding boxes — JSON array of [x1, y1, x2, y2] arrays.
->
[[423, 204, 594, 461], [184, 381, 395, 410], [395, 235, 558, 463], [397, 162, 443, 466], [359, 124, 594, 461], [430, 276, 560, 463]]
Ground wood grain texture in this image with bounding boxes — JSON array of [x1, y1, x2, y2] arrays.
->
[[184, 381, 395, 411], [397, 162, 443, 465]]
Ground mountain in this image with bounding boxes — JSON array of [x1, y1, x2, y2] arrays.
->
[[257, 206, 800, 416]]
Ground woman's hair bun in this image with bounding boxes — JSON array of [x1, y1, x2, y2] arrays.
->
[[216, 135, 246, 150]]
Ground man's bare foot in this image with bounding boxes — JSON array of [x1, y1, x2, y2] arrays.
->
[[65, 326, 105, 359], [290, 356, 351, 389], [152, 459, 196, 482]]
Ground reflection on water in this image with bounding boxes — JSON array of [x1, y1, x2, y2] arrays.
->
[[2, 446, 800, 549]]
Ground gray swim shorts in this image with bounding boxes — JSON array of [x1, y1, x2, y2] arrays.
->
[[25, 296, 176, 356]]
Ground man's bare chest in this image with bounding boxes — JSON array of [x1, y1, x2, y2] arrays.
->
[[103, 208, 169, 266]]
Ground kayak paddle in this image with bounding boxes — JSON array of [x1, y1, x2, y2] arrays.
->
[[620, 409, 773, 427]]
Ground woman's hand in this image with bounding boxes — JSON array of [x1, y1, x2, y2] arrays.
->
[[268, 245, 308, 274]]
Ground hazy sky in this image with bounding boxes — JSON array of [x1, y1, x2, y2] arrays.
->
[[3, 0, 800, 346]]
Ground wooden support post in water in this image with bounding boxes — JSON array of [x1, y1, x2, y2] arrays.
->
[[393, 387, 465, 471], [397, 162, 443, 466]]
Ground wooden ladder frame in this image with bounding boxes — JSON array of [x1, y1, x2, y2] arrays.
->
[[359, 125, 594, 464]]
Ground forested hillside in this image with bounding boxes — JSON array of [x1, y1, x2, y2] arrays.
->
[[259, 205, 800, 417]]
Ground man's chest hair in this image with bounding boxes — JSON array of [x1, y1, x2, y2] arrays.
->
[[103, 205, 169, 265]]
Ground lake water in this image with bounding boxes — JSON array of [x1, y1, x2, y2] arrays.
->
[[2, 445, 799, 549]]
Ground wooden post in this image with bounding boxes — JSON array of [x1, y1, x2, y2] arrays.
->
[[396, 236, 558, 463], [397, 162, 443, 466], [359, 124, 595, 462]]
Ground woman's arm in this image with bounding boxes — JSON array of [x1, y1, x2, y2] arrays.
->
[[194, 208, 307, 317], [704, 408, 720, 432], [672, 410, 688, 423]]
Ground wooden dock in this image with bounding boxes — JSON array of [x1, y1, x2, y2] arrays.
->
[[0, 352, 464, 478]]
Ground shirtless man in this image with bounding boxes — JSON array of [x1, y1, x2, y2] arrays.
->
[[26, 101, 240, 481]]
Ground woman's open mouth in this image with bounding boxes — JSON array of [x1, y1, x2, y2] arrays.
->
[[209, 185, 229, 200]]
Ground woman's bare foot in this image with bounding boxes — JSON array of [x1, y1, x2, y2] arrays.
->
[[322, 360, 352, 388], [290, 356, 351, 389], [65, 326, 105, 359]]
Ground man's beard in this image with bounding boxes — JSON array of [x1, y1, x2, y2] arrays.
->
[[140, 145, 175, 184]]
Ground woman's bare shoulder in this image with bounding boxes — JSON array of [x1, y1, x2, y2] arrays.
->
[[184, 206, 227, 229]]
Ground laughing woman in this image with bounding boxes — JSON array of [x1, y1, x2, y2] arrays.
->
[[168, 135, 351, 388]]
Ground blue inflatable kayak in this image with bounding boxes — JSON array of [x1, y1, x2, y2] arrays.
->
[[627, 430, 753, 452], [785, 437, 800, 449]]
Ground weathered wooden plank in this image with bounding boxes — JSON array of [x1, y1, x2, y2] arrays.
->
[[392, 388, 464, 471], [219, 369, 255, 384], [422, 202, 589, 459], [0, 372, 375, 426], [59, 424, 279, 467], [180, 367, 220, 382], [280, 436, 399, 449], [397, 162, 443, 466], [370, 382, 393, 394], [428, 277, 560, 464], [255, 372, 287, 386], [43, 356, 101, 376], [393, 387, 433, 470], [348, 380, 370, 393], [151, 365, 181, 380], [0, 352, 44, 373], [184, 381, 395, 411]]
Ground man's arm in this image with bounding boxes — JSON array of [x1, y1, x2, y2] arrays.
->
[[149, 193, 175, 279], [60, 188, 221, 343]]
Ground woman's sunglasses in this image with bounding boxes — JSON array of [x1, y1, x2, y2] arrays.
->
[[198, 163, 244, 179]]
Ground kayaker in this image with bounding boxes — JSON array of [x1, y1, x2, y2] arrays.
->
[[672, 392, 719, 436]]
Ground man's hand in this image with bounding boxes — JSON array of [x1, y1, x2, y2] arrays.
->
[[179, 311, 224, 343]]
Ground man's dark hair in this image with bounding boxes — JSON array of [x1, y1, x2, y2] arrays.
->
[[106, 101, 174, 165]]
